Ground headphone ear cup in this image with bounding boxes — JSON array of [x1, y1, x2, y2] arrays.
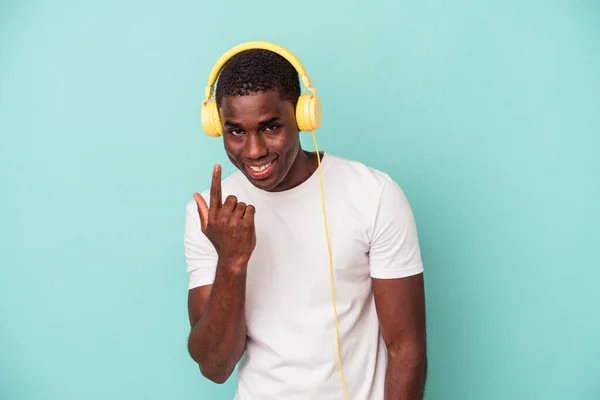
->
[[201, 100, 222, 137], [296, 94, 322, 132]]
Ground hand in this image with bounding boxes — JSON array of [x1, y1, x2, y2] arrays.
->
[[193, 164, 256, 268]]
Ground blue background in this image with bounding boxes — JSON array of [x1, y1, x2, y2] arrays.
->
[[1, 0, 599, 399]]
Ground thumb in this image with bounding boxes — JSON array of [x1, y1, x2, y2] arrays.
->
[[193, 192, 209, 232]]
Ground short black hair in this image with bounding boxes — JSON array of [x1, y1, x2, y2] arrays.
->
[[215, 49, 301, 109]]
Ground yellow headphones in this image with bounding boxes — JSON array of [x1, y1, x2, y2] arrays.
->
[[200, 41, 350, 400], [200, 41, 322, 137]]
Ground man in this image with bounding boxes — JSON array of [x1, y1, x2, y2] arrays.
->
[[184, 48, 427, 399]]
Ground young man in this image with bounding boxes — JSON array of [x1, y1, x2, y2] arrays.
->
[[184, 48, 427, 399]]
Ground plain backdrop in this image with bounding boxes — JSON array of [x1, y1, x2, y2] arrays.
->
[[1, 0, 599, 399]]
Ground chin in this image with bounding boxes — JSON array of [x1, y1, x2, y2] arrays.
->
[[245, 172, 282, 191]]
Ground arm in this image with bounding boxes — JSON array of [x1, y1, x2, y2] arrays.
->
[[184, 164, 256, 384], [368, 176, 427, 399], [187, 259, 248, 384], [373, 274, 427, 399]]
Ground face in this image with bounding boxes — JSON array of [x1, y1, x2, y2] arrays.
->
[[219, 90, 305, 192]]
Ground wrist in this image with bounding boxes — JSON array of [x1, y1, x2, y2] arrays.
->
[[217, 255, 249, 275]]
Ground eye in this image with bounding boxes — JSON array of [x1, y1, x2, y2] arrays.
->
[[229, 129, 245, 136], [263, 124, 280, 132]]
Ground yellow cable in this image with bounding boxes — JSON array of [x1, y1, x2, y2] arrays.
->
[[311, 130, 351, 400]]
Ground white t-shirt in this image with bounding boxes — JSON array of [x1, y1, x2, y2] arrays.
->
[[184, 153, 424, 400]]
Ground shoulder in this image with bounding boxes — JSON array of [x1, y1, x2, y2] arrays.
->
[[325, 153, 398, 199], [325, 153, 414, 230]]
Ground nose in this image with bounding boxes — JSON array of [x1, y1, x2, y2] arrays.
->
[[245, 132, 268, 159]]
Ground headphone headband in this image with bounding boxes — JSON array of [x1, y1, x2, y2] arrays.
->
[[200, 40, 321, 136], [203, 41, 314, 102]]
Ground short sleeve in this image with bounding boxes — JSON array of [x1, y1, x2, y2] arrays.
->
[[368, 177, 424, 279], [184, 196, 218, 289]]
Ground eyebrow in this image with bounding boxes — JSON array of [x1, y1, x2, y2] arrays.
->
[[258, 117, 281, 127], [224, 121, 241, 128]]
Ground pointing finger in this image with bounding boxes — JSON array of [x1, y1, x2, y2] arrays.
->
[[210, 164, 222, 213]]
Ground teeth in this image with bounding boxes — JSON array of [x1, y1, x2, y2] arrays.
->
[[250, 162, 272, 172]]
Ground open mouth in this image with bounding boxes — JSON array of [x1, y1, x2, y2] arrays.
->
[[245, 158, 278, 180]]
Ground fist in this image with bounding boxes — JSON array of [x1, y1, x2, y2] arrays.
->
[[193, 164, 256, 267]]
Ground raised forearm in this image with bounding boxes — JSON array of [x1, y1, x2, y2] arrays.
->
[[188, 259, 248, 383], [384, 351, 427, 400]]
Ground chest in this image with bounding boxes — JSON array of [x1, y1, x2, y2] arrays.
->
[[243, 197, 372, 323]]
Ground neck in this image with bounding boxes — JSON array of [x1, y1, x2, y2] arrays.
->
[[269, 148, 322, 192]]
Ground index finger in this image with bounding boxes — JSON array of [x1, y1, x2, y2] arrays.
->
[[210, 164, 222, 211]]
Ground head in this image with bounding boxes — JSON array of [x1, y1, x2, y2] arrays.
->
[[215, 49, 306, 192]]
